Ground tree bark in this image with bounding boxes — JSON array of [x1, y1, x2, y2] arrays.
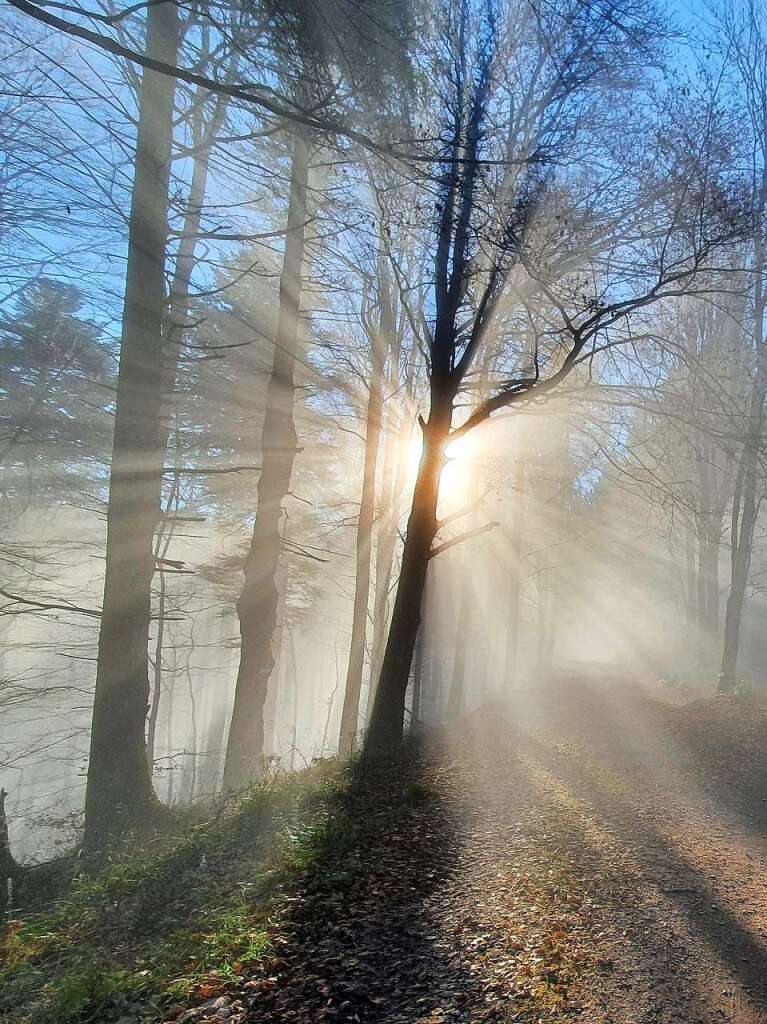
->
[[338, 279, 388, 755], [83, 0, 179, 854], [367, 398, 453, 750], [223, 129, 309, 791]]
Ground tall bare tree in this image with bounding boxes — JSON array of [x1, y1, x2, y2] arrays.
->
[[338, 258, 393, 754], [223, 126, 310, 790], [367, 0, 741, 748], [83, 0, 180, 851]]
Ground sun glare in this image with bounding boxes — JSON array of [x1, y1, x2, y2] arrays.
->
[[407, 430, 424, 478], [404, 431, 471, 508]]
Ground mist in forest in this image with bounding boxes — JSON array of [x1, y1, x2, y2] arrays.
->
[[1, 0, 766, 874], [6, 386, 763, 861]]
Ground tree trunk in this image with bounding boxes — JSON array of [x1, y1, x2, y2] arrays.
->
[[288, 630, 299, 769], [719, 172, 767, 692], [83, 1, 179, 854], [411, 625, 424, 725], [184, 648, 198, 801], [144, 82, 232, 765], [368, 349, 415, 716], [504, 453, 526, 690], [694, 435, 724, 666], [369, 428, 398, 686], [321, 641, 342, 752], [262, 554, 289, 757], [109, 80, 228, 802], [366, 398, 452, 750], [0, 788, 22, 920], [338, 294, 387, 755], [696, 511, 708, 633], [199, 707, 227, 799], [163, 79, 233, 398], [704, 514, 723, 635], [165, 672, 176, 804], [446, 593, 468, 721], [223, 129, 309, 791], [535, 565, 552, 678], [146, 469, 181, 766], [699, 504, 723, 669], [684, 516, 698, 647], [720, 446, 758, 690], [146, 566, 167, 768]]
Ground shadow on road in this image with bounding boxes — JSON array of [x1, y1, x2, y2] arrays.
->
[[248, 748, 491, 1024], [478, 681, 767, 1021]]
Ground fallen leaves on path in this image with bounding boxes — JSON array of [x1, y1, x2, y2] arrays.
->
[[165, 682, 767, 1024]]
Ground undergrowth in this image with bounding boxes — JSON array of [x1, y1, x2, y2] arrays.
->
[[0, 758, 346, 1024]]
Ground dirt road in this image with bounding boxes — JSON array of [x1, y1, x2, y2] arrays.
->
[[445, 683, 767, 1023], [233, 684, 767, 1023]]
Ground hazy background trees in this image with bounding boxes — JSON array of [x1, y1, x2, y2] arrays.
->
[[1, 0, 766, 862]]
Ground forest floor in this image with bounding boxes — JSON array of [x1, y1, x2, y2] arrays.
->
[[6, 681, 767, 1024], [200, 681, 767, 1024]]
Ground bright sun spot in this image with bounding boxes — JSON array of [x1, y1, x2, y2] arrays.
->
[[405, 430, 471, 507], [407, 431, 424, 477]]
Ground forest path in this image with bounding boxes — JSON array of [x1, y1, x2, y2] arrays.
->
[[443, 682, 767, 1023], [215, 684, 767, 1024]]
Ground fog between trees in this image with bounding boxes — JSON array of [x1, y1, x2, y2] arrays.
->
[[1, 0, 766, 861]]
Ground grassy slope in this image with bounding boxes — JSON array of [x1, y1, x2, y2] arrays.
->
[[0, 759, 345, 1024]]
